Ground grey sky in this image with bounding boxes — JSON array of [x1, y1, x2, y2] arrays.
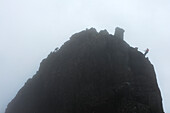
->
[[0, 0, 170, 113]]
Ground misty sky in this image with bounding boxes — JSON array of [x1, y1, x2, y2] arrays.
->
[[0, 0, 170, 113]]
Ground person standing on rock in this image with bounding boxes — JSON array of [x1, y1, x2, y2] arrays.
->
[[144, 48, 149, 56]]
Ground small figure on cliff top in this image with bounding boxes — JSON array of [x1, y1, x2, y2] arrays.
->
[[114, 27, 125, 40], [144, 48, 149, 56]]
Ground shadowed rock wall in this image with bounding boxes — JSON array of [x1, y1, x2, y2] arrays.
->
[[5, 28, 164, 113]]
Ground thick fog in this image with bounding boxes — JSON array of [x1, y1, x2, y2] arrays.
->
[[0, 0, 169, 113]]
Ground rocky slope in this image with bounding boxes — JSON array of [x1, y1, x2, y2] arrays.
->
[[5, 28, 164, 113]]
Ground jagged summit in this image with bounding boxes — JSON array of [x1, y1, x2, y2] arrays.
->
[[5, 28, 164, 113], [114, 27, 125, 40]]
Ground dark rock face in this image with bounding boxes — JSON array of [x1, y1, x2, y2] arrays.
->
[[5, 28, 164, 113]]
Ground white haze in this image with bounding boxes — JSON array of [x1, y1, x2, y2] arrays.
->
[[0, 0, 170, 113]]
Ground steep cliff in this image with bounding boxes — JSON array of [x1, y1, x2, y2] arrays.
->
[[5, 28, 164, 113]]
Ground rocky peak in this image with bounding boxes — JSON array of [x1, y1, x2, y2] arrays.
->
[[5, 28, 164, 113]]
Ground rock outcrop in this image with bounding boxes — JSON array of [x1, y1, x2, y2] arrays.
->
[[5, 28, 164, 113]]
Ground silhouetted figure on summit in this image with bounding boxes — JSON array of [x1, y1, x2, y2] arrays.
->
[[144, 48, 149, 56], [114, 27, 125, 40]]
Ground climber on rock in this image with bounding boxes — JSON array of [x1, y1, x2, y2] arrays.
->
[[144, 48, 149, 56]]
